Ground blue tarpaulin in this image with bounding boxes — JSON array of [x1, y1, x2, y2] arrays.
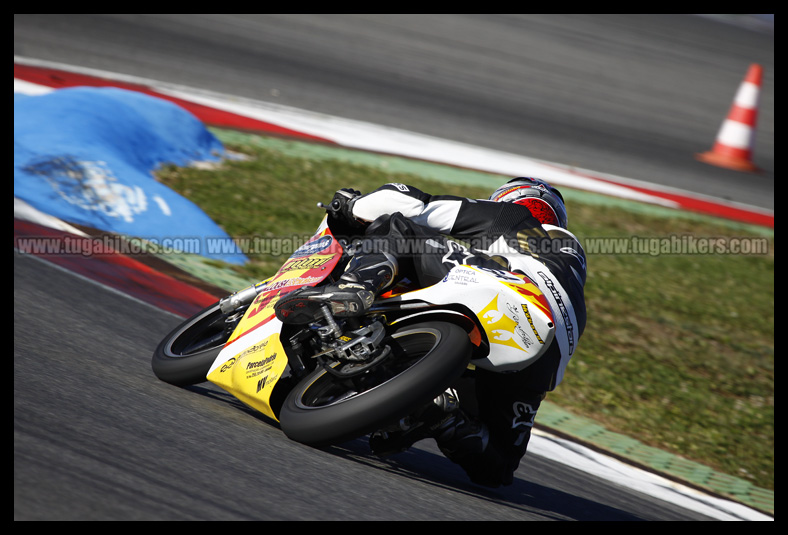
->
[[14, 86, 248, 264]]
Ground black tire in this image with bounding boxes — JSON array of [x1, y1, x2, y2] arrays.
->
[[279, 321, 472, 446], [152, 302, 232, 386]]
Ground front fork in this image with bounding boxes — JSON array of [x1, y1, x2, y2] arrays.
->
[[218, 281, 269, 314]]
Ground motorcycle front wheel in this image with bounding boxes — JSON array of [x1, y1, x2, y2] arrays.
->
[[278, 321, 472, 447], [151, 302, 233, 386]]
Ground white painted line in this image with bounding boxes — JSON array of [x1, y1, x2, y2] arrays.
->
[[19, 55, 774, 220], [14, 197, 90, 236], [159, 85, 682, 207], [530, 430, 772, 521]]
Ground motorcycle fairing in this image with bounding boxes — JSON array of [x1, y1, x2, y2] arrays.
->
[[206, 325, 288, 421], [389, 265, 556, 372], [206, 224, 344, 421]]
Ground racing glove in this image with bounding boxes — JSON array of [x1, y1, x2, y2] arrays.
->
[[328, 188, 363, 227]]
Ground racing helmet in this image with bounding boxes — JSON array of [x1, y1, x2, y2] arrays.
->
[[489, 177, 568, 228]]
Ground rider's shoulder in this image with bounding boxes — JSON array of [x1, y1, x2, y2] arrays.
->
[[542, 225, 584, 250]]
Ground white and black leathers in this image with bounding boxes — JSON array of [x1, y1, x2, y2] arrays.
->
[[351, 182, 587, 390]]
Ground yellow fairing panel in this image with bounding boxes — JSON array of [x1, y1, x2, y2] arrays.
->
[[207, 331, 289, 421]]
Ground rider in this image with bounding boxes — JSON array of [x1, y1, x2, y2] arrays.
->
[[274, 178, 587, 488]]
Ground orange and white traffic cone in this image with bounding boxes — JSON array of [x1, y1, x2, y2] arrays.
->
[[696, 63, 763, 172]]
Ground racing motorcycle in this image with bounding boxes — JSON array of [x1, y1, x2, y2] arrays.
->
[[151, 202, 556, 447]]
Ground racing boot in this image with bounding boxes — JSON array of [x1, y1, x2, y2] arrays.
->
[[274, 252, 398, 324], [370, 389, 489, 458]]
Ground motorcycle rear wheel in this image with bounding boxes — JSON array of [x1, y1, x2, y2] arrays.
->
[[151, 302, 232, 386], [279, 321, 472, 447]]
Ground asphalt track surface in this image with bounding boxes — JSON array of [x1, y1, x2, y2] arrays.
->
[[14, 251, 717, 520], [14, 14, 774, 210], [14, 15, 771, 520]]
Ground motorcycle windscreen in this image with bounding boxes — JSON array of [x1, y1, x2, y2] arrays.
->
[[226, 227, 343, 347]]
